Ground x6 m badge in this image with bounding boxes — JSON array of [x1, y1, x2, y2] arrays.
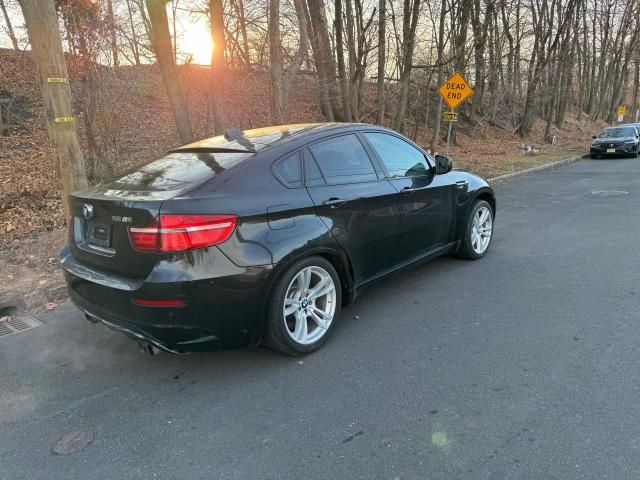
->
[[82, 204, 94, 220]]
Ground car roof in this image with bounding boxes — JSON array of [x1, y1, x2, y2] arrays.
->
[[172, 123, 370, 155], [604, 125, 636, 131]]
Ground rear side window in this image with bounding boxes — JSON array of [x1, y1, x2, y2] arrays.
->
[[308, 134, 377, 185], [273, 151, 302, 187]]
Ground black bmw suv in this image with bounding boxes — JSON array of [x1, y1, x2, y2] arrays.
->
[[61, 123, 496, 355], [590, 126, 640, 158]]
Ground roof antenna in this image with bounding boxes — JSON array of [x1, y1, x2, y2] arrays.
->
[[224, 128, 244, 140]]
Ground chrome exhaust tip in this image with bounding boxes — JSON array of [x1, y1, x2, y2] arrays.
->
[[138, 341, 162, 356]]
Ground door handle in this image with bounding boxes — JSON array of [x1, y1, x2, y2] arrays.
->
[[456, 180, 469, 190], [322, 197, 346, 208], [400, 187, 416, 195]]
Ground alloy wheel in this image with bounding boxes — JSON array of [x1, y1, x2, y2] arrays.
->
[[283, 266, 337, 345], [471, 206, 493, 255]]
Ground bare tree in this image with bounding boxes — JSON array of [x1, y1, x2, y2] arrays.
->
[[0, 0, 19, 50], [376, 0, 385, 125], [268, 0, 284, 124], [391, 0, 421, 132], [106, 0, 119, 66], [146, 0, 194, 143], [209, 0, 228, 134]]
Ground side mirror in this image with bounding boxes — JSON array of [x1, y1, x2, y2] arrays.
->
[[592, 135, 597, 139], [434, 154, 453, 174]]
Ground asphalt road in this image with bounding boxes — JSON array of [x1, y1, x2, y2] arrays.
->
[[2, 156, 640, 480]]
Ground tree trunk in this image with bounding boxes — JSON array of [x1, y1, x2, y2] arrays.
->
[[391, 0, 421, 132], [209, 0, 228, 134], [632, 58, 640, 121], [268, 0, 284, 124], [306, 0, 339, 120], [106, 0, 119, 66], [146, 0, 193, 144], [335, 0, 352, 121], [19, 0, 88, 216], [125, 0, 142, 65], [0, 0, 19, 50], [281, 0, 309, 111], [376, 0, 385, 125], [430, 0, 446, 152]]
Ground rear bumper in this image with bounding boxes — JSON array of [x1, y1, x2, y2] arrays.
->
[[61, 245, 274, 353]]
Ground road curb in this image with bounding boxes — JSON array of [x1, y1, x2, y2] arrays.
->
[[2, 283, 67, 316], [487, 154, 585, 185]]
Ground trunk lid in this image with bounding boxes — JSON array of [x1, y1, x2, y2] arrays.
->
[[69, 189, 163, 278], [67, 150, 255, 278]]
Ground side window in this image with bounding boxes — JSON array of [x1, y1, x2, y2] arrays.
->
[[308, 134, 378, 185], [304, 153, 325, 186], [363, 132, 431, 178], [274, 151, 302, 187]]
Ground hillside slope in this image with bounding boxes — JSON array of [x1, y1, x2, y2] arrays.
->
[[0, 49, 603, 249]]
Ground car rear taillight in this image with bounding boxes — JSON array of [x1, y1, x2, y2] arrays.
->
[[133, 298, 186, 307], [129, 214, 238, 253]]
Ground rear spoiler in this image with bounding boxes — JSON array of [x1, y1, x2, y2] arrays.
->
[[169, 146, 256, 154]]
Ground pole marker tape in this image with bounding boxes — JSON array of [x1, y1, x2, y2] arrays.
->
[[54, 117, 76, 123], [47, 77, 69, 83]]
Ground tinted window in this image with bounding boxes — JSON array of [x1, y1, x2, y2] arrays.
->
[[308, 134, 377, 184], [274, 151, 302, 187], [304, 153, 325, 186], [364, 133, 430, 178], [111, 151, 252, 192]]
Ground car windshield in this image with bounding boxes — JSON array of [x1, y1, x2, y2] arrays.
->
[[599, 128, 636, 138]]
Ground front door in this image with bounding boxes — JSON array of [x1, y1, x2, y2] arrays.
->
[[304, 133, 401, 283], [361, 132, 456, 263]]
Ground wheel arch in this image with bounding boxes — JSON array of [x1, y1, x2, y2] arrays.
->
[[256, 246, 356, 342], [473, 190, 496, 218]]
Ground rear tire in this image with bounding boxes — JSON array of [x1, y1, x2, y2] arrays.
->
[[457, 200, 494, 260], [263, 256, 342, 355]]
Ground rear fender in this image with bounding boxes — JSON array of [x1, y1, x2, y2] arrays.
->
[[255, 243, 355, 342]]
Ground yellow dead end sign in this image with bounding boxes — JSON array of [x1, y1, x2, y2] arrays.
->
[[439, 72, 473, 110], [617, 105, 626, 116]]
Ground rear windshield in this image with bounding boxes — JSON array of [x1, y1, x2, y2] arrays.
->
[[110, 151, 253, 192], [599, 128, 636, 138]]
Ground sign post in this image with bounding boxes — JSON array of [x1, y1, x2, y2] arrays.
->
[[438, 72, 474, 156], [617, 105, 626, 123]]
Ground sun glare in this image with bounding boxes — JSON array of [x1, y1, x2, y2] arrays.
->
[[178, 21, 213, 65]]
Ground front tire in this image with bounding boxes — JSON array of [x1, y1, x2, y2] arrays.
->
[[263, 256, 341, 355], [457, 200, 494, 260]]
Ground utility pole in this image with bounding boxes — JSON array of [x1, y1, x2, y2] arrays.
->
[[19, 0, 88, 216]]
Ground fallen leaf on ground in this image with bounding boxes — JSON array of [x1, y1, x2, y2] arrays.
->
[[45, 302, 57, 310]]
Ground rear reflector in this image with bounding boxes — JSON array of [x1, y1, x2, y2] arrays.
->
[[129, 214, 238, 253], [133, 299, 186, 307]]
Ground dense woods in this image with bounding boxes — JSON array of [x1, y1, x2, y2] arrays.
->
[[0, 0, 638, 204]]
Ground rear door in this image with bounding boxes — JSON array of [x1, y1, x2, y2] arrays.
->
[[361, 132, 455, 262], [304, 133, 401, 284]]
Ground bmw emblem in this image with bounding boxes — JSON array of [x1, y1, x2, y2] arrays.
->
[[82, 204, 94, 220], [301, 298, 309, 308]]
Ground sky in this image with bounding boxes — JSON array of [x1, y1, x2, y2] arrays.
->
[[0, 2, 212, 66]]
